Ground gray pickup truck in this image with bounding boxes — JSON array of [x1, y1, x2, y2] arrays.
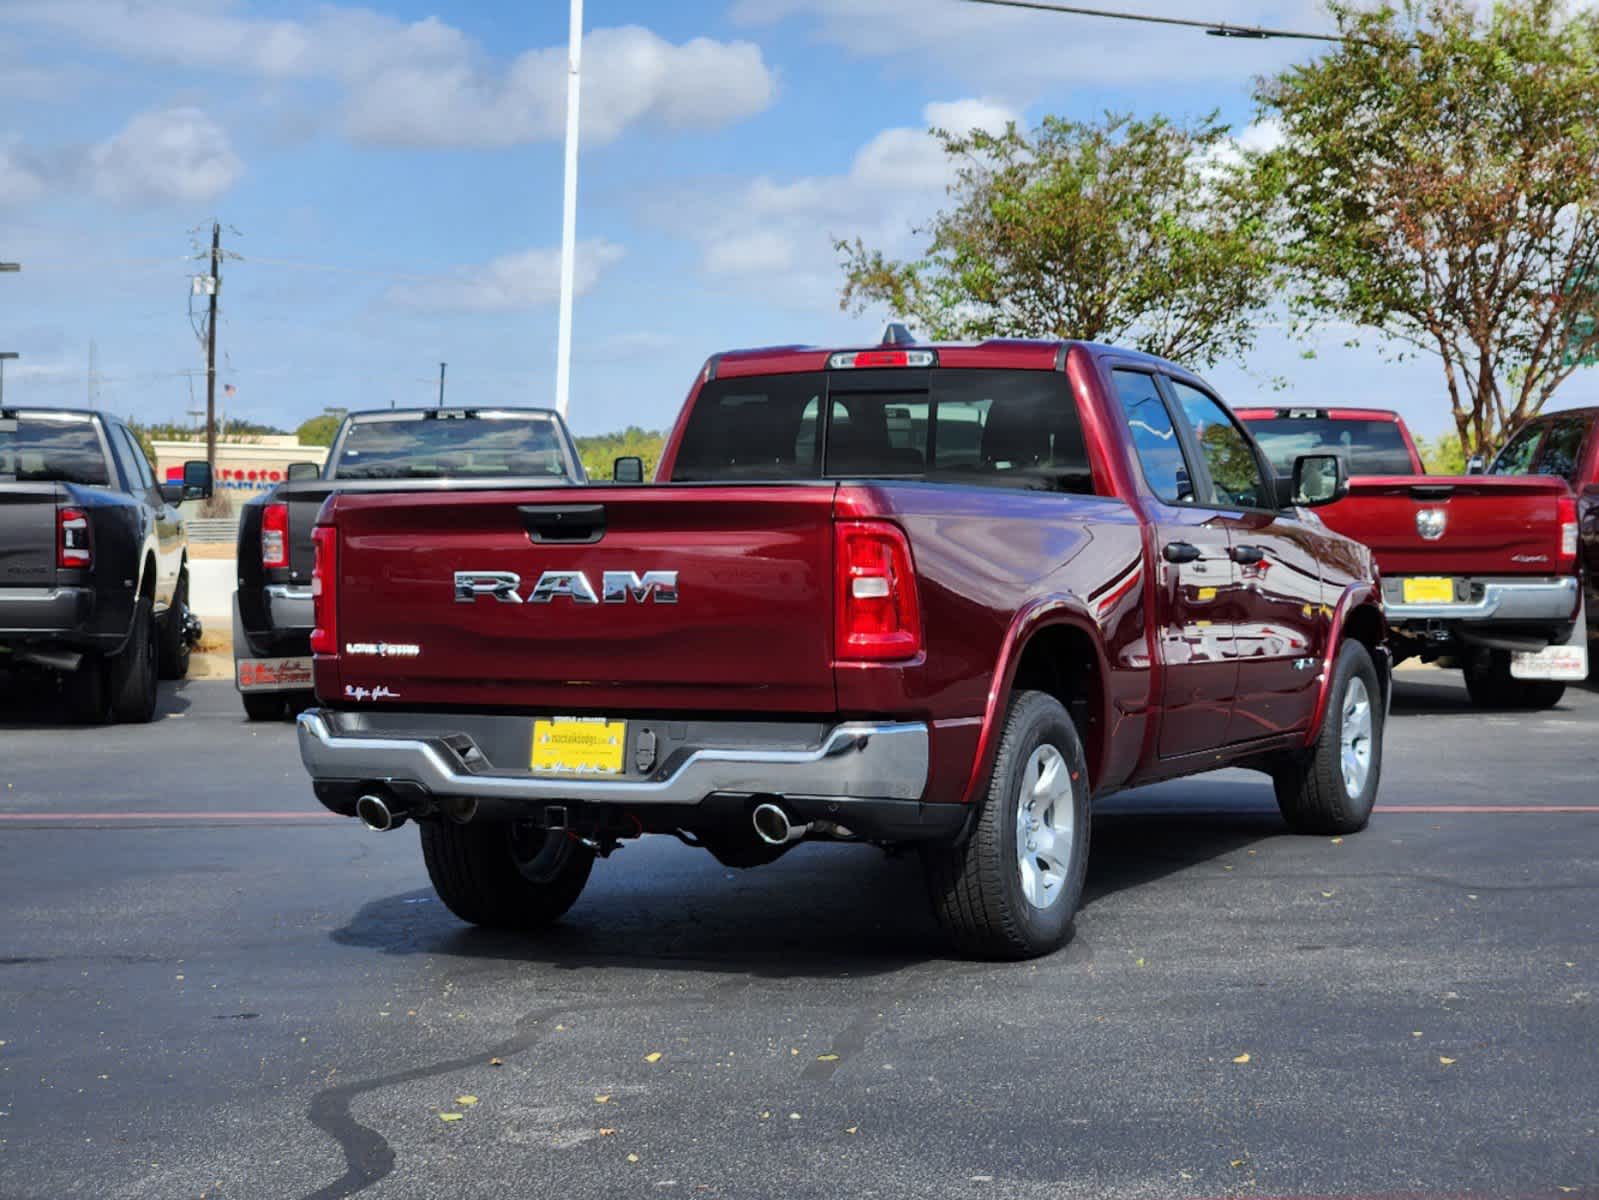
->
[[0, 407, 213, 722], [233, 405, 587, 720]]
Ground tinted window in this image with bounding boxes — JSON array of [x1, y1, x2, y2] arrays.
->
[[674, 374, 825, 482], [1169, 381, 1268, 509], [1114, 370, 1194, 503], [1533, 417, 1589, 481], [674, 369, 1093, 492], [331, 414, 571, 481], [0, 413, 110, 485], [104, 424, 143, 492], [1243, 416, 1415, 476], [1489, 423, 1544, 476], [118, 427, 156, 491]]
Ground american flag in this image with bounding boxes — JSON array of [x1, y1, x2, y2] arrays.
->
[[224, 383, 236, 396]]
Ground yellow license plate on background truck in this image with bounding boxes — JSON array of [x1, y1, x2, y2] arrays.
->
[[1402, 577, 1454, 604], [531, 718, 626, 775]]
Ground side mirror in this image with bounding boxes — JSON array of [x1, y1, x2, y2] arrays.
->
[[1466, 453, 1487, 475], [1291, 453, 1348, 507], [613, 456, 645, 484], [181, 459, 214, 501], [286, 461, 319, 482]]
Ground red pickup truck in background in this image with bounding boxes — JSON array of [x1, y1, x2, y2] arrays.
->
[[296, 339, 1388, 959], [1238, 407, 1585, 709]]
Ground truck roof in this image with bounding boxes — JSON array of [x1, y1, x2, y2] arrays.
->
[[1232, 406, 1403, 422], [705, 338, 1183, 381], [0, 406, 103, 420], [342, 405, 561, 422]]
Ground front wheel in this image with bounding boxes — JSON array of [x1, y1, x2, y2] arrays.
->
[[922, 690, 1091, 960], [1274, 640, 1382, 835], [1463, 651, 1566, 711], [420, 819, 595, 930]]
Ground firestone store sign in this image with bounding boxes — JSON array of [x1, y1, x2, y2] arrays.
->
[[152, 437, 329, 498]]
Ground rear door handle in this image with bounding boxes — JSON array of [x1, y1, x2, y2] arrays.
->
[[1162, 541, 1202, 564], [1230, 544, 1267, 565]]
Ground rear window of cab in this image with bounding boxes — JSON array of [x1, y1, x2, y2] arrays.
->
[[671, 369, 1093, 493]]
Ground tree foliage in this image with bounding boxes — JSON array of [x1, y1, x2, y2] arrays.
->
[[295, 414, 342, 448], [1417, 433, 1468, 475], [574, 426, 665, 481], [1257, 0, 1599, 457], [836, 112, 1278, 367]]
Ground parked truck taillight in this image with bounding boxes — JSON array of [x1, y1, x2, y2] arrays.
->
[[261, 501, 289, 569], [310, 525, 337, 655], [835, 520, 921, 662], [57, 507, 91, 569], [1558, 493, 1579, 575]]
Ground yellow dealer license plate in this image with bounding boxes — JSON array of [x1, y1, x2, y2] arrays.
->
[[531, 717, 626, 776], [1402, 577, 1455, 605]]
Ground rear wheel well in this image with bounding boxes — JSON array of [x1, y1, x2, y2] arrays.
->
[[1009, 624, 1104, 785]]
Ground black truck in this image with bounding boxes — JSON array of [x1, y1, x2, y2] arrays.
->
[[233, 405, 587, 720], [0, 407, 213, 722]]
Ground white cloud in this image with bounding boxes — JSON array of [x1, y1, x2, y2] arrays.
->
[[9, 3, 776, 149], [731, 0, 1331, 91], [86, 107, 244, 205], [651, 98, 1018, 309], [387, 240, 626, 313]]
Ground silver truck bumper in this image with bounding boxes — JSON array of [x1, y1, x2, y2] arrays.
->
[[0, 586, 93, 635], [263, 583, 314, 631], [1386, 575, 1579, 623], [296, 710, 930, 806]]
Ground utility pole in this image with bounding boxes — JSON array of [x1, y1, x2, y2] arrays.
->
[[204, 221, 221, 472], [438, 361, 447, 408], [553, 0, 583, 420], [1, 263, 16, 408]]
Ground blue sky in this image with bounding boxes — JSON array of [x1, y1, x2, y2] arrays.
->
[[3, 0, 1596, 440]]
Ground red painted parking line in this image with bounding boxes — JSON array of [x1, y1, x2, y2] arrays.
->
[[0, 811, 338, 822], [1375, 804, 1599, 814]]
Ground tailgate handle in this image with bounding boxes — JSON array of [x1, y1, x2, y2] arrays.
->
[[519, 504, 606, 544], [1408, 484, 1456, 500]]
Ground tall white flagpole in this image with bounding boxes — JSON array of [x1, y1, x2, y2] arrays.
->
[[554, 0, 583, 419]]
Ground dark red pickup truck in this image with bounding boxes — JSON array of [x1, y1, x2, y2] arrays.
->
[[296, 339, 1389, 958], [1238, 407, 1585, 709]]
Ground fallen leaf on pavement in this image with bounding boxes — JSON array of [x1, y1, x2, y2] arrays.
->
[[759, 1111, 770, 1120], [1232, 1053, 1251, 1064], [456, 1095, 478, 1107], [1330, 837, 1343, 845], [627, 1153, 639, 1163], [1439, 1056, 1456, 1066], [598, 1128, 615, 1137], [489, 1057, 503, 1066], [845, 1126, 858, 1135], [439, 1113, 463, 1123], [817, 1054, 839, 1062], [1230, 1158, 1247, 1169], [595, 1095, 611, 1104], [644, 1052, 663, 1063]]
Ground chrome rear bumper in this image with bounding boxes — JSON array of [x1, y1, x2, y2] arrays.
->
[[1386, 576, 1578, 623], [296, 710, 930, 807]]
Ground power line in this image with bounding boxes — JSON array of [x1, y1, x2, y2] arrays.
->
[[959, 0, 1370, 44]]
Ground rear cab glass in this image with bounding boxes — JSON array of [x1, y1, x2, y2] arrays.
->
[[0, 411, 110, 485], [671, 369, 1094, 493], [1242, 414, 1416, 476], [331, 412, 573, 481]]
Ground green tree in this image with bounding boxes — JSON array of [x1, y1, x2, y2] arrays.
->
[[574, 426, 665, 480], [1417, 434, 1468, 475], [1257, 0, 1599, 459], [836, 112, 1279, 367], [295, 414, 342, 447]]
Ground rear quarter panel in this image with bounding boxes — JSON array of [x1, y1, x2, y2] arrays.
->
[[836, 483, 1152, 801]]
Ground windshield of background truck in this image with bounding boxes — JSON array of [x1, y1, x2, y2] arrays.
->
[[0, 413, 109, 485], [331, 415, 569, 480], [1243, 415, 1415, 476], [672, 369, 1094, 492]]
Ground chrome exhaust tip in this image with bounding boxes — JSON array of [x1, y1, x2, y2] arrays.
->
[[752, 802, 808, 846], [356, 792, 405, 833]]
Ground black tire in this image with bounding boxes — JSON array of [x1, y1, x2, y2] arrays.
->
[[1274, 640, 1382, 835], [420, 819, 595, 930], [922, 690, 1091, 960], [1463, 651, 1566, 711], [62, 654, 110, 724], [241, 691, 285, 722], [157, 570, 192, 681], [107, 598, 159, 724]]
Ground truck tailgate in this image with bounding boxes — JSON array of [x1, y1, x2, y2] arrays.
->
[[0, 483, 62, 588], [1325, 476, 1573, 575], [328, 485, 839, 712]]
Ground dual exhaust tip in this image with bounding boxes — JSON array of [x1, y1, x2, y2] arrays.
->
[[357, 792, 810, 845], [356, 790, 475, 832]]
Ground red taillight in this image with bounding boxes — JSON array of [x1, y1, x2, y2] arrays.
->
[[261, 502, 289, 569], [835, 520, 921, 662], [310, 524, 337, 656], [58, 507, 91, 569], [1557, 493, 1578, 574]]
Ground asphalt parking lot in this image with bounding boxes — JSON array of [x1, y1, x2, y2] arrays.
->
[[1, 672, 1595, 1200]]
